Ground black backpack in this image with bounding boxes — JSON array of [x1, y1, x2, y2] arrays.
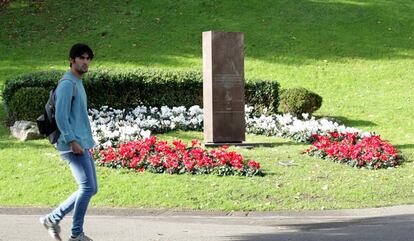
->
[[36, 79, 77, 144]]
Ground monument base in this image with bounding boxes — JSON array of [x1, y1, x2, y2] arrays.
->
[[204, 142, 274, 148]]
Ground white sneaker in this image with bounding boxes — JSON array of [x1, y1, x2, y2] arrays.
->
[[68, 233, 93, 241], [39, 215, 62, 241]]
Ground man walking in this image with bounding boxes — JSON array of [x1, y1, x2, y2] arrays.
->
[[40, 43, 97, 241]]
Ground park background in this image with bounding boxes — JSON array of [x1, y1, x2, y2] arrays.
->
[[0, 0, 413, 211]]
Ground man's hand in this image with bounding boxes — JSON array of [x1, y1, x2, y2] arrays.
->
[[70, 141, 84, 155]]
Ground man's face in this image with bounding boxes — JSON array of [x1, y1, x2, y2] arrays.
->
[[70, 53, 91, 74]]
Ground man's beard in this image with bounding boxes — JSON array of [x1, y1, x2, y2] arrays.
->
[[77, 65, 88, 74]]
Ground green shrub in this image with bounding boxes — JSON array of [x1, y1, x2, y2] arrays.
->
[[83, 68, 204, 109], [278, 87, 322, 117], [3, 70, 63, 107], [3, 69, 280, 122], [245, 80, 279, 114], [8, 87, 49, 123]]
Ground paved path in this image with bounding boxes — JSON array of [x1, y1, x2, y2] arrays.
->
[[1, 205, 414, 241]]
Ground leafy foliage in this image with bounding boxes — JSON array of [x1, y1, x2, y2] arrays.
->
[[8, 87, 49, 123], [3, 69, 280, 122], [278, 87, 322, 118]]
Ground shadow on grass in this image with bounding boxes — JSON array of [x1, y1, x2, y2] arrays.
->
[[158, 130, 203, 141], [248, 141, 306, 148], [318, 115, 377, 127], [227, 214, 414, 241], [396, 145, 414, 163], [159, 131, 307, 148], [395, 144, 414, 150], [0, 139, 51, 150], [1, 0, 414, 68], [261, 171, 278, 177]]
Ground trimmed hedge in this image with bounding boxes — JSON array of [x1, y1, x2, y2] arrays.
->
[[3, 68, 280, 122], [278, 87, 322, 118], [3, 70, 63, 107], [84, 69, 204, 109], [8, 87, 49, 123]]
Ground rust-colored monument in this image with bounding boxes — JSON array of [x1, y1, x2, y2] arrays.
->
[[203, 31, 245, 144]]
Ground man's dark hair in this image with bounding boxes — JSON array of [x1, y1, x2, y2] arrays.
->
[[69, 43, 94, 67]]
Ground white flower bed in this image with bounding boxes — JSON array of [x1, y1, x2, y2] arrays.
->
[[244, 106, 371, 142], [89, 105, 371, 148], [89, 105, 203, 148]]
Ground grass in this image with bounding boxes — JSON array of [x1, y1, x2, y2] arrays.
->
[[0, 0, 413, 211], [1, 131, 414, 211]]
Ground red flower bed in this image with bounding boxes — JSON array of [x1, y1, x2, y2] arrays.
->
[[306, 132, 402, 169], [91, 136, 263, 176]]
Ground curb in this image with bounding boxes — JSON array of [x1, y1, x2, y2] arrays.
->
[[1, 204, 414, 218]]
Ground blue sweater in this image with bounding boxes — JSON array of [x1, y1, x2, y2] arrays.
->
[[55, 70, 95, 151]]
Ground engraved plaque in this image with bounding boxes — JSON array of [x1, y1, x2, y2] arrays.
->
[[203, 31, 245, 143]]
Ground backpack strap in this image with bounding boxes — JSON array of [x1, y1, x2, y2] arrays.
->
[[58, 78, 77, 99]]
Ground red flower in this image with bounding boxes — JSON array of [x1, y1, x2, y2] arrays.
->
[[92, 137, 263, 176], [172, 139, 187, 152], [191, 139, 201, 147], [183, 158, 196, 171], [306, 133, 401, 169], [150, 155, 161, 166], [329, 132, 340, 138], [130, 156, 140, 168], [248, 160, 261, 169]]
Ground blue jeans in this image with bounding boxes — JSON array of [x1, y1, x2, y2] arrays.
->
[[49, 149, 98, 237]]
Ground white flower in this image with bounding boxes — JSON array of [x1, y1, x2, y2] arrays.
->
[[160, 106, 172, 118], [150, 107, 159, 114], [102, 140, 112, 148], [189, 105, 203, 116], [172, 106, 186, 115], [88, 104, 367, 148], [360, 132, 372, 137], [132, 106, 148, 116], [140, 129, 151, 138], [171, 114, 186, 124], [190, 118, 199, 126]]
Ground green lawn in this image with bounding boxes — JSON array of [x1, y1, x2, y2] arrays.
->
[[0, 0, 413, 211]]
